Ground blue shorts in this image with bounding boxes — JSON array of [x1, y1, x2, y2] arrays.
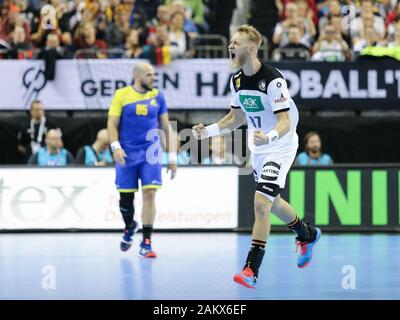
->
[[115, 161, 162, 192]]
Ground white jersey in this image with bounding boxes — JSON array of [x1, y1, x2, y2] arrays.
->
[[230, 63, 299, 154]]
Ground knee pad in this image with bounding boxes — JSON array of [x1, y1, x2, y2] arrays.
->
[[119, 192, 135, 213]]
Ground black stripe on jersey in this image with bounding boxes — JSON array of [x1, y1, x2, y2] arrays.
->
[[231, 105, 241, 109], [274, 108, 290, 114], [263, 161, 281, 169], [260, 174, 278, 181]]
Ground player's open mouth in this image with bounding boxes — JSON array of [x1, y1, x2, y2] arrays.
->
[[230, 52, 236, 60]]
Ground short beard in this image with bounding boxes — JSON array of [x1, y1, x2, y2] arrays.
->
[[229, 54, 247, 71], [141, 81, 152, 91]]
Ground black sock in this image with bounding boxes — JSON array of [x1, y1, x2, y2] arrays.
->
[[243, 240, 266, 278], [142, 225, 153, 241], [287, 215, 312, 242], [119, 193, 135, 230]]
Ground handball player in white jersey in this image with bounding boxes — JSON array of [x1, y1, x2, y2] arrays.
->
[[193, 25, 321, 289]]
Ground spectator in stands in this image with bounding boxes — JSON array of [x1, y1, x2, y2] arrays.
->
[[30, 3, 67, 48], [376, 0, 397, 22], [69, 5, 95, 34], [123, 28, 142, 58], [202, 136, 237, 165], [5, 25, 33, 58], [0, 3, 31, 43], [273, 2, 315, 48], [105, 0, 121, 23], [294, 131, 334, 166], [146, 4, 170, 44], [105, 10, 130, 48], [276, 0, 318, 26], [125, 0, 147, 31], [165, 0, 208, 33], [16, 0, 40, 32], [386, 2, 400, 27], [17, 100, 57, 159], [277, 24, 311, 60], [318, 0, 342, 32], [74, 22, 107, 58], [137, 0, 162, 21], [74, 128, 113, 166], [168, 11, 193, 58], [141, 24, 178, 64], [386, 6, 400, 42], [37, 33, 71, 79], [149, 4, 170, 28], [312, 23, 350, 61], [50, 0, 75, 36], [387, 23, 400, 47], [169, 0, 198, 37], [351, 1, 386, 42], [297, 0, 317, 37], [273, 2, 299, 47], [353, 26, 383, 53], [28, 129, 74, 166], [329, 14, 352, 48]]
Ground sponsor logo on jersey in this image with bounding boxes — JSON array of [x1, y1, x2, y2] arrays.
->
[[263, 168, 279, 175], [258, 80, 266, 91], [262, 185, 273, 192], [273, 93, 288, 104], [150, 99, 157, 106], [234, 76, 241, 89], [239, 95, 264, 112]]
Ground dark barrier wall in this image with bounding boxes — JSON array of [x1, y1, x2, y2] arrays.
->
[[238, 166, 400, 231], [271, 60, 400, 110], [1, 115, 400, 164]]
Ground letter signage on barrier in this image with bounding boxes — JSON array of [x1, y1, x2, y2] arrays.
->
[[0, 60, 399, 110]]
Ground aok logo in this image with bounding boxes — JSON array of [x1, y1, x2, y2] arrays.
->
[[239, 95, 264, 112]]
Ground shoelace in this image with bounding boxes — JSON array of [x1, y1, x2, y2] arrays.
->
[[295, 241, 308, 255]]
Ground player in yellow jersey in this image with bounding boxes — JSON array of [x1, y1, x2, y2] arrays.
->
[[107, 62, 177, 257]]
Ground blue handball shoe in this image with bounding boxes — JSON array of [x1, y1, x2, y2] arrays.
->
[[296, 227, 321, 268], [120, 221, 139, 252], [233, 267, 257, 289]]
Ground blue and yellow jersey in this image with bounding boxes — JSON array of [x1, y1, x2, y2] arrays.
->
[[108, 86, 168, 160]]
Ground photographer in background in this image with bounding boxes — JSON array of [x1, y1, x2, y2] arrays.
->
[[294, 131, 334, 166], [74, 128, 113, 166], [28, 128, 74, 166], [17, 100, 57, 161], [311, 23, 350, 61]]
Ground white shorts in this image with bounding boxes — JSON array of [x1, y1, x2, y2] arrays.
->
[[252, 148, 297, 202]]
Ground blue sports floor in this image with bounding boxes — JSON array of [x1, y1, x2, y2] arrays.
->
[[0, 232, 399, 300]]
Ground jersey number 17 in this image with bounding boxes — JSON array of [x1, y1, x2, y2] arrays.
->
[[249, 116, 261, 128]]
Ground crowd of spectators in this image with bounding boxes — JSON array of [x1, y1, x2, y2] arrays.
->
[[0, 0, 209, 63], [272, 0, 400, 61], [2, 0, 399, 62]]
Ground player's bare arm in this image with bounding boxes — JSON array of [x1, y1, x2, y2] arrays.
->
[[107, 115, 127, 165], [192, 107, 246, 140], [254, 111, 290, 146], [159, 113, 177, 179]]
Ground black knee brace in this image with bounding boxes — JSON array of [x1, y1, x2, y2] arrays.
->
[[119, 192, 135, 228]]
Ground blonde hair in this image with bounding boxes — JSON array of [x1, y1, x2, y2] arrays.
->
[[236, 24, 262, 48]]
